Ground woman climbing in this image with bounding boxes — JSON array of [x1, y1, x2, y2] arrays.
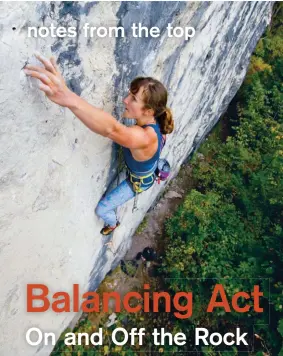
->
[[24, 53, 174, 235]]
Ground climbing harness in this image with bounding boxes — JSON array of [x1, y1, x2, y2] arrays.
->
[[126, 167, 157, 212], [128, 170, 156, 193], [127, 170, 156, 213], [129, 135, 171, 213]]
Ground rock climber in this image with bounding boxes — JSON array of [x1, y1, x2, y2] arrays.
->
[[24, 53, 174, 235]]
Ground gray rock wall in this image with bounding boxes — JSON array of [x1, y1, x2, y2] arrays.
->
[[0, 1, 272, 355]]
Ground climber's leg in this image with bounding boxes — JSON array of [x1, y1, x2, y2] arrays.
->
[[95, 179, 135, 231]]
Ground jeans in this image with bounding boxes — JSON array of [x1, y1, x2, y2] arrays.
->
[[95, 174, 155, 227]]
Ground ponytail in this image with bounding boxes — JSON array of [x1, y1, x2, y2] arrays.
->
[[156, 107, 174, 134], [130, 77, 174, 134]]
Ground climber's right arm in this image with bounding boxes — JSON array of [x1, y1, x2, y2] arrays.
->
[[23, 53, 119, 137], [23, 53, 152, 146], [66, 94, 154, 149]]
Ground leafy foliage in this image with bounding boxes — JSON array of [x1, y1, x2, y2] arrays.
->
[[162, 4, 283, 353]]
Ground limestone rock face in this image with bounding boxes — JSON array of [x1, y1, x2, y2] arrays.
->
[[0, 2, 272, 355]]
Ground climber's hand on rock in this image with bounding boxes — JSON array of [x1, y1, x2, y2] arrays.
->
[[24, 52, 74, 108]]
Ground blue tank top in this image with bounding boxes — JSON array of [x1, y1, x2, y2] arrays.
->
[[122, 123, 162, 176]]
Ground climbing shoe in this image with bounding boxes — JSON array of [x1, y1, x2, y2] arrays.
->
[[100, 221, 120, 236]]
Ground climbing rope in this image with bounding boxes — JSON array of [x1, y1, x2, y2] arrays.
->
[[116, 144, 138, 213], [132, 193, 139, 212], [116, 145, 125, 185], [118, 118, 139, 213]]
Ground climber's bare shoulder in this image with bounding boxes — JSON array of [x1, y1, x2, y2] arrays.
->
[[107, 123, 157, 150]]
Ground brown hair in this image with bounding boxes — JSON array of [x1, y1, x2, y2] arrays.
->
[[130, 77, 174, 134]]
